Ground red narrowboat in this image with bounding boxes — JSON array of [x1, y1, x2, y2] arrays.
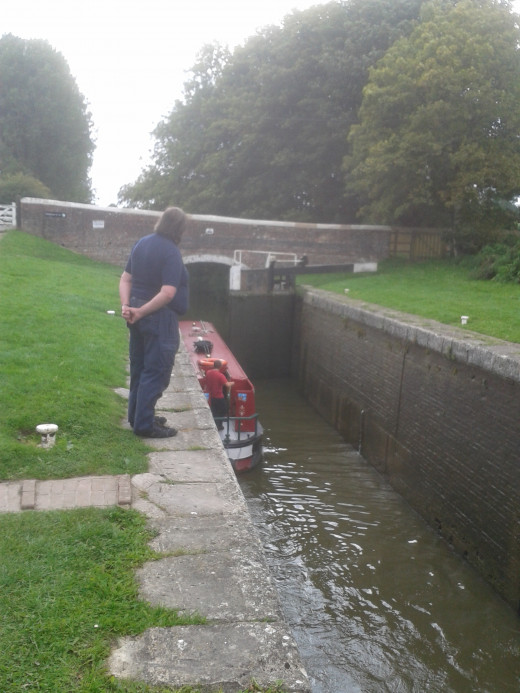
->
[[179, 320, 263, 473]]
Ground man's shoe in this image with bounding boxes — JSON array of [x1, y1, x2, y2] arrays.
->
[[135, 424, 177, 438], [154, 415, 167, 426]]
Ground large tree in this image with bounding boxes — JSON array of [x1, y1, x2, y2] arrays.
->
[[345, 0, 520, 247], [119, 0, 425, 221], [0, 34, 94, 203]]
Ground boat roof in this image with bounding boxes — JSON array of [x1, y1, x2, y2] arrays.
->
[[179, 320, 250, 382]]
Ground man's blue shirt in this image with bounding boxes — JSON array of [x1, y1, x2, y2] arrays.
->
[[125, 233, 188, 313]]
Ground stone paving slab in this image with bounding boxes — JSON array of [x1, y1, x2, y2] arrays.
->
[[166, 372, 203, 393], [108, 623, 309, 692], [136, 549, 283, 622], [172, 405, 215, 430], [156, 389, 208, 413], [147, 448, 229, 482], [139, 426, 223, 452], [0, 481, 23, 512], [147, 514, 260, 554], [131, 475, 240, 517]]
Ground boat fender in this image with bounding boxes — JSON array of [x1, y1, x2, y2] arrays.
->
[[198, 358, 228, 372]]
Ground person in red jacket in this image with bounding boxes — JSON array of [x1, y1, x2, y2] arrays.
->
[[205, 360, 234, 430]]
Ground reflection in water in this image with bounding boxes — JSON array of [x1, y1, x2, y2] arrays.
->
[[239, 379, 520, 693]]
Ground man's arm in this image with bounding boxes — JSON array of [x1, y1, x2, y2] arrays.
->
[[119, 271, 177, 324], [119, 270, 132, 309]]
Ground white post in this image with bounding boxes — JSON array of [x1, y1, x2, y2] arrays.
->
[[229, 264, 242, 291], [36, 423, 59, 448]]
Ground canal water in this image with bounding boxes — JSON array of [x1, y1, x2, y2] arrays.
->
[[238, 378, 520, 693]]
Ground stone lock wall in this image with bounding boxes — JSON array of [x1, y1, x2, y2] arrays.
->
[[294, 288, 520, 611]]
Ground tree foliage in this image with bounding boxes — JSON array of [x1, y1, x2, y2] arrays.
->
[[0, 172, 51, 202], [470, 237, 520, 282], [0, 34, 94, 203], [345, 0, 520, 248], [119, 0, 425, 221]]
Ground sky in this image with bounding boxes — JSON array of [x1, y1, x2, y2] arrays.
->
[[2, 0, 322, 206], [4, 1, 520, 207]]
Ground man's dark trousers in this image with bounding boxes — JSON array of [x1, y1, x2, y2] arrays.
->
[[128, 306, 178, 434]]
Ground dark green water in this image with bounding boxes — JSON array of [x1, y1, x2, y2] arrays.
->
[[238, 378, 520, 693]]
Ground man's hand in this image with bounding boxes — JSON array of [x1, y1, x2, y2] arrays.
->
[[122, 305, 142, 324]]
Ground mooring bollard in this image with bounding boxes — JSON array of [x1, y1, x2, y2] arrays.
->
[[36, 423, 58, 448]]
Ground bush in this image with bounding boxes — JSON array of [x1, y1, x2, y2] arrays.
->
[[470, 236, 520, 282], [0, 172, 51, 203]]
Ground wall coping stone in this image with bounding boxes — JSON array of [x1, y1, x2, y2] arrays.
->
[[303, 287, 520, 383], [21, 197, 160, 217]]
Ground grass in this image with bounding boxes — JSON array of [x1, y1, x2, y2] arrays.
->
[[0, 507, 204, 692], [0, 231, 289, 693], [297, 257, 520, 343], [0, 230, 150, 480]]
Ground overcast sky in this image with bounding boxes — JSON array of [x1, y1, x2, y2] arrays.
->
[[2, 0, 322, 206], [3, 1, 520, 207]]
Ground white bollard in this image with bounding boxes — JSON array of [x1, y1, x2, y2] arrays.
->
[[460, 315, 469, 325], [36, 423, 58, 448]]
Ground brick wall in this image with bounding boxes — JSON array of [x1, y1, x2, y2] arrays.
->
[[295, 288, 520, 612], [19, 198, 160, 267], [19, 197, 430, 268]]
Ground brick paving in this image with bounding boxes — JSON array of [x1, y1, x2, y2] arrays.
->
[[0, 474, 132, 513]]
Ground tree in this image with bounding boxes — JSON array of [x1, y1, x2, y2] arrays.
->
[[119, 0, 425, 221], [0, 172, 51, 202], [345, 0, 520, 249], [0, 34, 94, 203]]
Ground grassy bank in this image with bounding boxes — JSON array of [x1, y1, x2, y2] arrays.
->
[[297, 257, 520, 343], [0, 507, 203, 692], [0, 230, 149, 481]]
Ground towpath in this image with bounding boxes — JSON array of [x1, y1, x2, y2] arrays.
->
[[0, 343, 311, 692]]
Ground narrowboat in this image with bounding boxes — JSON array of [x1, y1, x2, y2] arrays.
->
[[179, 320, 263, 473]]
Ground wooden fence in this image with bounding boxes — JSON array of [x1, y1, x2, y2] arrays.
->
[[389, 227, 448, 260]]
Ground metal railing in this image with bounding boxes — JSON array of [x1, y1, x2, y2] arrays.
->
[[215, 413, 261, 445], [233, 249, 298, 268]]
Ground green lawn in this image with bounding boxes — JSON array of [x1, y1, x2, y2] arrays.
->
[[297, 257, 520, 343], [0, 230, 149, 481]]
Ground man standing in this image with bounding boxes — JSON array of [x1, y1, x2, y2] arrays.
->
[[205, 360, 234, 430], [119, 207, 189, 438]]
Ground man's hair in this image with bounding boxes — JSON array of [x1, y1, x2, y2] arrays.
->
[[154, 206, 187, 244], [214, 360, 222, 369]]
